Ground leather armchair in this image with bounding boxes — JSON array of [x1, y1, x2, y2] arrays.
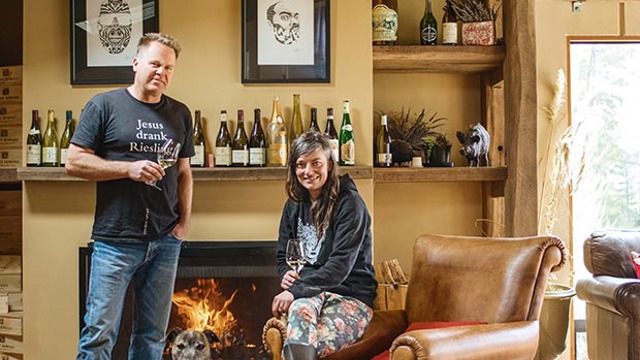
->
[[263, 234, 567, 360], [576, 231, 640, 360]]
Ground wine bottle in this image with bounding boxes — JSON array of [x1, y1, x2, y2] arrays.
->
[[339, 101, 355, 166], [420, 0, 438, 45], [215, 110, 232, 167], [376, 114, 393, 167], [190, 110, 207, 167], [309, 107, 320, 132], [442, 0, 458, 45], [323, 108, 339, 162], [59, 110, 75, 166], [42, 109, 59, 167], [372, 0, 398, 45], [232, 109, 249, 167], [291, 94, 304, 141], [248, 108, 266, 167], [26, 109, 42, 167], [266, 96, 288, 167]]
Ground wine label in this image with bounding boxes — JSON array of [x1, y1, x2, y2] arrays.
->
[[443, 22, 458, 44], [328, 139, 339, 162], [42, 146, 57, 164], [249, 148, 266, 165], [421, 25, 437, 44], [232, 149, 249, 165], [60, 148, 68, 165], [341, 140, 355, 165], [26, 144, 41, 165], [268, 143, 287, 165], [215, 146, 231, 166], [191, 144, 205, 166], [378, 153, 392, 166], [372, 5, 398, 42]]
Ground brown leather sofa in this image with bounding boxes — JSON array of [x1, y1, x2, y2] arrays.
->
[[576, 231, 640, 360], [263, 233, 567, 360]]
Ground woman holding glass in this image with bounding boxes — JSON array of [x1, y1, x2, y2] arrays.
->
[[271, 131, 378, 360]]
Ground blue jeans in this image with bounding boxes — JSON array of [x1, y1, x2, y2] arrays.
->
[[77, 234, 182, 360]]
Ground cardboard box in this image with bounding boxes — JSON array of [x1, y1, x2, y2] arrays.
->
[[0, 276, 20, 293], [0, 127, 20, 149], [0, 86, 21, 103], [0, 67, 22, 86], [0, 294, 21, 314], [0, 193, 21, 218], [374, 284, 408, 311], [0, 105, 21, 126], [0, 313, 22, 337], [0, 352, 22, 360], [0, 149, 20, 168], [0, 335, 22, 354]]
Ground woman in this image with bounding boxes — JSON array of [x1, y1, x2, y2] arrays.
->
[[271, 131, 378, 360]]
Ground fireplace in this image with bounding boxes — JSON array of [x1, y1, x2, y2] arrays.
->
[[79, 241, 280, 359]]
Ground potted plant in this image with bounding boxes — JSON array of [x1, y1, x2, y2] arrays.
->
[[450, 0, 501, 46], [423, 133, 453, 167]]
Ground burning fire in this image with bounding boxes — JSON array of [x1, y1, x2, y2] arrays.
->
[[172, 278, 239, 337]]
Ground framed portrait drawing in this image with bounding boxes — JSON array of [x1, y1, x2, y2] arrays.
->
[[70, 0, 159, 85], [242, 0, 330, 83]]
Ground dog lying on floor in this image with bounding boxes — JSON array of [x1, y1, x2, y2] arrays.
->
[[165, 327, 220, 360]]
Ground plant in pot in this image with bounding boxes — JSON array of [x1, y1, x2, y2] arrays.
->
[[423, 133, 453, 167], [375, 108, 446, 166]]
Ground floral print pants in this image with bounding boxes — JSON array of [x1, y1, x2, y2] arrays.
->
[[284, 291, 373, 358]]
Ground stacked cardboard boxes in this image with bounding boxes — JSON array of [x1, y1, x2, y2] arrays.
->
[[0, 256, 22, 359], [0, 66, 22, 168]]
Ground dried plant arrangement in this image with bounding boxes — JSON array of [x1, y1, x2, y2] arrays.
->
[[376, 108, 446, 150], [450, 0, 501, 22]]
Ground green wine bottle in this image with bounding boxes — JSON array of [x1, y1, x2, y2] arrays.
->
[[59, 110, 75, 166], [215, 110, 232, 167], [232, 109, 249, 167], [42, 109, 59, 167], [291, 94, 304, 141], [248, 108, 266, 167], [376, 114, 392, 167], [191, 110, 207, 167], [323, 108, 339, 162], [339, 100, 355, 166], [26, 110, 42, 167], [309, 107, 320, 133], [420, 0, 438, 45]]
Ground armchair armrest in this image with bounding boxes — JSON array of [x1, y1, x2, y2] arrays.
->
[[262, 317, 287, 360], [576, 275, 640, 319], [389, 321, 539, 360]]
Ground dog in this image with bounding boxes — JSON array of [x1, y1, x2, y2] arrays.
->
[[456, 123, 490, 167], [165, 327, 219, 360]]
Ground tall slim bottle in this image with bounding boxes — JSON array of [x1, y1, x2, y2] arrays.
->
[[376, 114, 392, 167], [215, 110, 232, 167], [420, 0, 438, 45], [42, 109, 59, 167], [442, 0, 458, 45], [372, 0, 398, 45], [190, 110, 207, 167], [248, 108, 266, 167], [59, 110, 75, 166], [308, 108, 320, 132], [339, 100, 355, 166], [266, 96, 288, 166], [323, 108, 339, 162], [26, 110, 42, 167], [232, 109, 249, 167], [291, 94, 304, 141]]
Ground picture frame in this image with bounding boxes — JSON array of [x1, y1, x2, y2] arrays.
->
[[242, 0, 330, 84], [70, 0, 159, 85]]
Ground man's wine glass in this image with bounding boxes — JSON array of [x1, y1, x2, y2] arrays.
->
[[286, 238, 306, 274], [146, 138, 181, 191]]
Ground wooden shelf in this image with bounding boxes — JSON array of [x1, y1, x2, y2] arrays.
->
[[16, 166, 373, 182], [373, 45, 506, 74], [0, 168, 19, 183], [373, 166, 507, 183]]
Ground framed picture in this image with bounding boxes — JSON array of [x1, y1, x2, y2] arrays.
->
[[70, 0, 159, 85], [242, 0, 330, 83]]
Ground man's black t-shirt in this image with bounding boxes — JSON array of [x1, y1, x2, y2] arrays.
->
[[71, 89, 195, 242]]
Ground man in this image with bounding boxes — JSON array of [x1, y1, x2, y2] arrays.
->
[[66, 32, 194, 360], [266, 1, 300, 45]]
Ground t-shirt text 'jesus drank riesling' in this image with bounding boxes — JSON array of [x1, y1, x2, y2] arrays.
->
[[190, 110, 207, 167], [339, 100, 355, 166], [323, 108, 339, 162], [376, 114, 392, 167], [232, 109, 249, 167], [42, 109, 59, 167], [59, 110, 75, 166], [26, 109, 42, 167], [372, 0, 398, 45], [215, 110, 232, 167], [248, 108, 266, 167], [266, 96, 288, 166]]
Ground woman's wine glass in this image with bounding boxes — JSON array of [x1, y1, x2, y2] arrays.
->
[[146, 138, 181, 191], [286, 238, 306, 274]]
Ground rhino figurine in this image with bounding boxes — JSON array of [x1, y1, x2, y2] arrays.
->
[[456, 123, 490, 167]]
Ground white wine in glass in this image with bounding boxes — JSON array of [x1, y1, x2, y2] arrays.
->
[[286, 238, 306, 273], [146, 138, 181, 191]]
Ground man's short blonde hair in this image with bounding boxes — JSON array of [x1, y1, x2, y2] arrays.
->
[[137, 33, 182, 59]]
